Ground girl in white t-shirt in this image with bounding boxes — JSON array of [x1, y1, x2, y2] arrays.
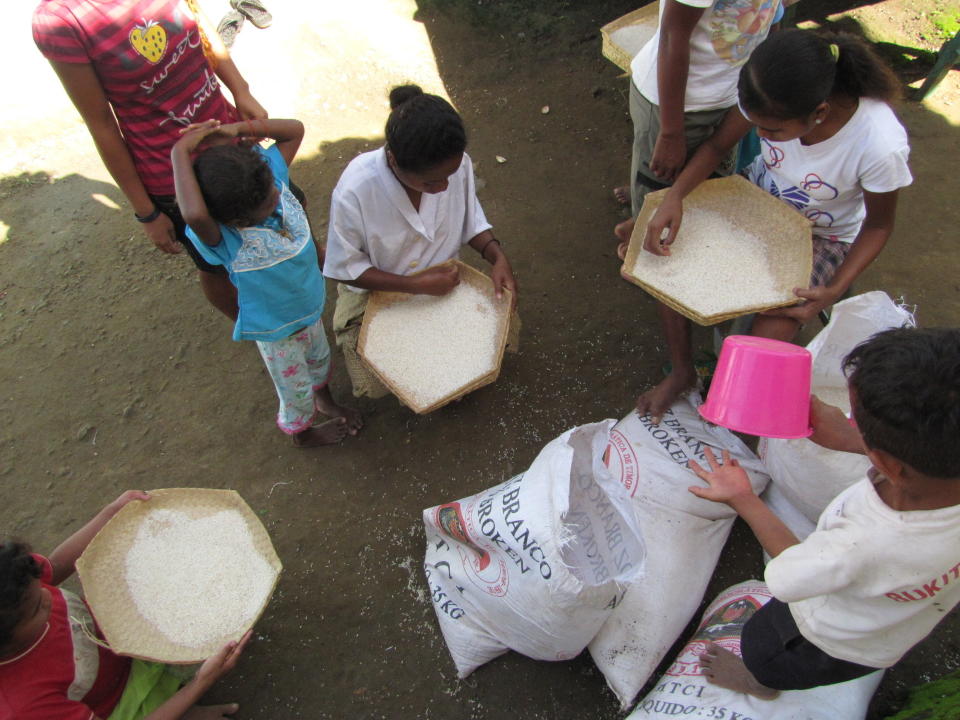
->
[[324, 85, 518, 398], [619, 29, 911, 423]]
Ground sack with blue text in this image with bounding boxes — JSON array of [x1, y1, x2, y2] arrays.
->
[[589, 394, 771, 708], [627, 581, 882, 720], [422, 420, 646, 677]]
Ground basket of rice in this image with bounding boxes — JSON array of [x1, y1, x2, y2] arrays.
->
[[76, 488, 282, 663], [357, 260, 512, 414], [621, 175, 813, 326], [601, 3, 660, 73]]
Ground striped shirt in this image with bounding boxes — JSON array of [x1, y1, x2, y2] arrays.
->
[[33, 0, 237, 195]]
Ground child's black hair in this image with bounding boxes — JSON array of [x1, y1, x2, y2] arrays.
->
[[844, 327, 960, 479], [385, 84, 466, 174], [0, 542, 41, 648], [193, 145, 274, 226], [739, 29, 901, 120]]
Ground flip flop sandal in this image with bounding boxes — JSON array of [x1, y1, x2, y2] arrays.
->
[[216, 10, 244, 49], [230, 0, 273, 29]]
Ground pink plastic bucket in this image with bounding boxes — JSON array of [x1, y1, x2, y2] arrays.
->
[[699, 335, 813, 439]]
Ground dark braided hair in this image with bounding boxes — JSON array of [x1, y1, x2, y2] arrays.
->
[[844, 327, 960, 479], [739, 29, 901, 121], [385, 85, 466, 174], [0, 543, 41, 649], [193, 144, 274, 226]]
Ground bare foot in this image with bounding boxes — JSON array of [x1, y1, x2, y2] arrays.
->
[[614, 217, 636, 244], [613, 186, 630, 205], [698, 642, 780, 700], [183, 703, 240, 720], [314, 389, 363, 436], [636, 367, 697, 424], [292, 417, 348, 447]]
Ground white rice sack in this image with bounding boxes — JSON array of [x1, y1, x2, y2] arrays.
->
[[627, 581, 883, 720], [759, 292, 913, 525], [423, 420, 646, 677], [590, 394, 771, 709]]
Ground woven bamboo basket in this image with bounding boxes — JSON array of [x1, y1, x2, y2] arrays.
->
[[601, 3, 660, 72], [357, 260, 512, 414], [76, 488, 281, 663], [621, 175, 813, 326]]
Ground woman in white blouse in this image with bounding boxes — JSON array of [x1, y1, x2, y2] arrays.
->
[[324, 85, 517, 398]]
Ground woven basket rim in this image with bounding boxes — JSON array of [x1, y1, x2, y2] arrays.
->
[[76, 488, 281, 663], [620, 175, 813, 326], [600, 3, 660, 72], [357, 260, 512, 414]]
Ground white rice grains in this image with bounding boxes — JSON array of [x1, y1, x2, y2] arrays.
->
[[125, 508, 274, 648], [363, 282, 502, 408], [631, 208, 793, 317]]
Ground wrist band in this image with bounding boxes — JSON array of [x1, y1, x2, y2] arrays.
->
[[478, 237, 500, 261], [134, 206, 162, 223]]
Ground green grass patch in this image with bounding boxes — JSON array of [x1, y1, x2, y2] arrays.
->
[[884, 669, 960, 720]]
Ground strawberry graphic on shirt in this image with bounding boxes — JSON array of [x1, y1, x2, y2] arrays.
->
[[129, 19, 167, 64]]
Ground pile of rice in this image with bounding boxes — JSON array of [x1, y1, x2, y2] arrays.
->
[[631, 208, 792, 317], [125, 508, 274, 648], [363, 282, 502, 408], [609, 23, 657, 58]]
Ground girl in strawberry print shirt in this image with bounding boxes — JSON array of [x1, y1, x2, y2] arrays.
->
[[33, 0, 267, 319]]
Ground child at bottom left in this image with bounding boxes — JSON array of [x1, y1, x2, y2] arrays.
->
[[172, 118, 361, 447], [0, 491, 251, 720]]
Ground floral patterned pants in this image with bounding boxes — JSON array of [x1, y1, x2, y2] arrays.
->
[[256, 316, 332, 434]]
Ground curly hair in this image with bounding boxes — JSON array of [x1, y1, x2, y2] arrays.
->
[[385, 84, 467, 174], [844, 327, 960, 479], [0, 542, 41, 649], [193, 144, 275, 226]]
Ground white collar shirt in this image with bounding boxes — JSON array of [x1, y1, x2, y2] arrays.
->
[[323, 147, 491, 292]]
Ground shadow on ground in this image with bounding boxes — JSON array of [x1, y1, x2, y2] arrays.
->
[[0, 1, 957, 719]]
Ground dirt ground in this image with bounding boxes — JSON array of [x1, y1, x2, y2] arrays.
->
[[2, 0, 958, 718]]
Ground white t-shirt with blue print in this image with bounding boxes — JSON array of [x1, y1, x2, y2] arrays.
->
[[745, 98, 912, 243]]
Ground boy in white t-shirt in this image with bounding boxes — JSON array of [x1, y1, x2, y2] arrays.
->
[[617, 0, 780, 213], [688, 327, 960, 697]]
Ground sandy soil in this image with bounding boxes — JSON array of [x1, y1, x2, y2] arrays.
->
[[2, 0, 958, 718]]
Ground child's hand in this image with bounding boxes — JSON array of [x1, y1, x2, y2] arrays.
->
[[643, 195, 683, 257], [233, 89, 268, 121], [491, 257, 517, 305], [174, 119, 239, 153], [650, 131, 687, 183], [687, 448, 754, 504], [810, 395, 863, 453], [761, 285, 840, 323], [100, 490, 150, 524], [194, 630, 252, 689], [415, 264, 460, 296], [108, 490, 150, 512]]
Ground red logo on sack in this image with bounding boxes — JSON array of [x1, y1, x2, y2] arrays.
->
[[435, 503, 510, 597], [606, 430, 639, 497]]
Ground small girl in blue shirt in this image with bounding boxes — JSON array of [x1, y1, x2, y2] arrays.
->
[[172, 118, 361, 447]]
